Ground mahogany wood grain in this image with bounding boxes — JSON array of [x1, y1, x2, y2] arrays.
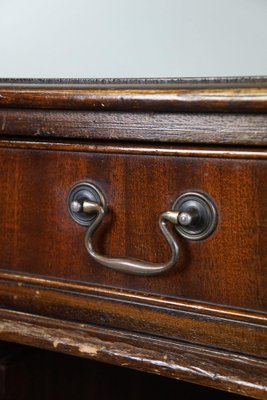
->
[[0, 78, 267, 399], [0, 146, 266, 311]]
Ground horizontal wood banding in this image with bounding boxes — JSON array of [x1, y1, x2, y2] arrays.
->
[[0, 308, 266, 399], [1, 109, 267, 146], [1, 139, 267, 159], [0, 271, 266, 325], [0, 77, 267, 399], [0, 85, 267, 113], [0, 275, 266, 359]]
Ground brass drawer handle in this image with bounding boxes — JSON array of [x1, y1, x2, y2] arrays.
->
[[84, 201, 179, 276], [68, 182, 217, 276]]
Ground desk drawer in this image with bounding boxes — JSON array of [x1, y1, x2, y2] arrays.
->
[[0, 144, 266, 312], [1, 78, 267, 399]]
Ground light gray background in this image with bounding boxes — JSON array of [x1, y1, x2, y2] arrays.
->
[[0, 0, 266, 78]]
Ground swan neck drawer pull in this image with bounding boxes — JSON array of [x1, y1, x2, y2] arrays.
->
[[68, 182, 217, 276]]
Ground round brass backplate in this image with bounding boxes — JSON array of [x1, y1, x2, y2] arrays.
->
[[67, 182, 106, 226], [172, 192, 217, 240]]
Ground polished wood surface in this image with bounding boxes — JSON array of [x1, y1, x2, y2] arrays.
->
[[2, 140, 267, 159], [0, 78, 266, 399], [0, 77, 267, 113], [0, 145, 265, 310]]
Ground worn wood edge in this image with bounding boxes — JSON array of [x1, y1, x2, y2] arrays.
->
[[1, 109, 267, 146], [0, 308, 266, 399], [0, 86, 267, 113], [0, 272, 266, 359], [1, 139, 267, 159], [1, 76, 267, 87]]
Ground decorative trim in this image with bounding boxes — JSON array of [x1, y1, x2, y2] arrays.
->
[[1, 109, 266, 146], [0, 78, 267, 113], [0, 271, 266, 359], [0, 307, 266, 399], [1, 139, 267, 159]]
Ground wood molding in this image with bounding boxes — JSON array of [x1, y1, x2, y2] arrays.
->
[[0, 109, 267, 146], [0, 307, 266, 399], [1, 139, 267, 159], [0, 77, 267, 113], [0, 271, 266, 359], [1, 77, 267, 398]]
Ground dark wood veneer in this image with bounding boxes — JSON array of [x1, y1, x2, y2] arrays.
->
[[0, 145, 266, 311], [0, 78, 266, 399]]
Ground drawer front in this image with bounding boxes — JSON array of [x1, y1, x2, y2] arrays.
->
[[0, 145, 266, 312]]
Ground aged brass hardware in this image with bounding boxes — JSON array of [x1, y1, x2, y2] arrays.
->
[[67, 182, 106, 226], [172, 192, 217, 240], [67, 183, 217, 275]]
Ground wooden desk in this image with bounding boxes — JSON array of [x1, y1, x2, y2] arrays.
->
[[0, 77, 266, 399]]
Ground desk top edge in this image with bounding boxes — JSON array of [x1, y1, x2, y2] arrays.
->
[[1, 76, 267, 113], [0, 76, 267, 89]]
